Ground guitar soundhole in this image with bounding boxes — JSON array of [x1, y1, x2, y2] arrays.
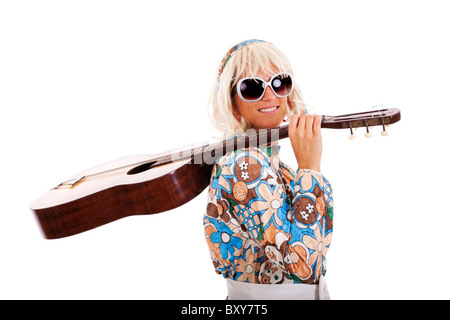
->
[[127, 161, 157, 175]]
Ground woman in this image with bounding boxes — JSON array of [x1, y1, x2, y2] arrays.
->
[[203, 39, 334, 300]]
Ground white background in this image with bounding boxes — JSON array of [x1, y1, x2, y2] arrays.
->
[[1, 0, 449, 299]]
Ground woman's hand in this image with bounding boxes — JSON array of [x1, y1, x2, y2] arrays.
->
[[288, 114, 323, 172]]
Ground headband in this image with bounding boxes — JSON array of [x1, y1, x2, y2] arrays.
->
[[216, 39, 267, 81]]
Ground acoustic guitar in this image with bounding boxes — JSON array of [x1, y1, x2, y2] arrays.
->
[[30, 108, 401, 239]]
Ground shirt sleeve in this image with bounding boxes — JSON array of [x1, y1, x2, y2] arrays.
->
[[203, 146, 333, 284]]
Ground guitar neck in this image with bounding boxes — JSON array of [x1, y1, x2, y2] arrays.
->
[[197, 108, 401, 164]]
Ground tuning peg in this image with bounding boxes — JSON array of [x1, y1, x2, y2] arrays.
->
[[364, 120, 372, 138], [381, 117, 388, 136], [348, 124, 357, 140]]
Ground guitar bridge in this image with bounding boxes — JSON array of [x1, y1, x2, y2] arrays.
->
[[53, 176, 86, 190]]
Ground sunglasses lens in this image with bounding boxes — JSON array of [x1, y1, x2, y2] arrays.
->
[[239, 79, 265, 101], [272, 74, 293, 97]]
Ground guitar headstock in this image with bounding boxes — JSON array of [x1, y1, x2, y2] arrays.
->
[[322, 108, 401, 139]]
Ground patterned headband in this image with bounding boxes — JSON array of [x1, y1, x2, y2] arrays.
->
[[217, 39, 268, 81]]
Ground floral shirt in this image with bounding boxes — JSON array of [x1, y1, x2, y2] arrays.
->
[[203, 145, 333, 284]]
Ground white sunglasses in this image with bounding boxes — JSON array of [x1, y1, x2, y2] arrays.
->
[[236, 72, 294, 102]]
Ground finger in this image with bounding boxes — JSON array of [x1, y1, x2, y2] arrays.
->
[[288, 115, 299, 138], [305, 114, 314, 134], [313, 115, 322, 135], [298, 113, 307, 133]]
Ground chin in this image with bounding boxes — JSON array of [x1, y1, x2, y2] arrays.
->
[[254, 120, 284, 130]]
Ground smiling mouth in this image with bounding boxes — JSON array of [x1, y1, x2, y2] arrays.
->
[[258, 106, 279, 113]]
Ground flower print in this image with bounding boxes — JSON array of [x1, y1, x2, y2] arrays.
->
[[206, 199, 231, 223], [316, 195, 326, 217], [303, 221, 332, 279], [251, 181, 286, 230], [264, 244, 285, 269], [234, 152, 266, 187], [235, 248, 260, 283], [260, 274, 271, 284], [279, 161, 296, 178], [204, 218, 223, 265], [264, 261, 273, 271], [209, 166, 219, 199], [323, 177, 333, 205], [258, 245, 288, 284], [206, 202, 219, 219], [210, 220, 243, 261], [213, 162, 234, 199], [284, 241, 312, 281], [300, 210, 309, 220], [203, 146, 334, 284], [293, 195, 318, 226], [259, 260, 285, 284], [232, 204, 261, 240], [217, 259, 236, 279], [297, 169, 324, 193], [239, 161, 249, 171], [232, 181, 248, 202]]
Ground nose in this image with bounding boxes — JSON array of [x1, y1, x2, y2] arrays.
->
[[262, 84, 277, 101]]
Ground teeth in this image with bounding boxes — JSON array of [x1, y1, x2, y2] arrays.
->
[[259, 106, 278, 113]]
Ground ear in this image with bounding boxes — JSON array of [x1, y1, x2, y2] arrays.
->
[[288, 100, 294, 111], [232, 106, 241, 121]]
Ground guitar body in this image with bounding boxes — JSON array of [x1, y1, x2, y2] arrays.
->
[[30, 154, 213, 239]]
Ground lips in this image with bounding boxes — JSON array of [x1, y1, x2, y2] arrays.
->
[[258, 106, 279, 113]]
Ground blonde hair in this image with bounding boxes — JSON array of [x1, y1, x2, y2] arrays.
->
[[208, 41, 307, 134]]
